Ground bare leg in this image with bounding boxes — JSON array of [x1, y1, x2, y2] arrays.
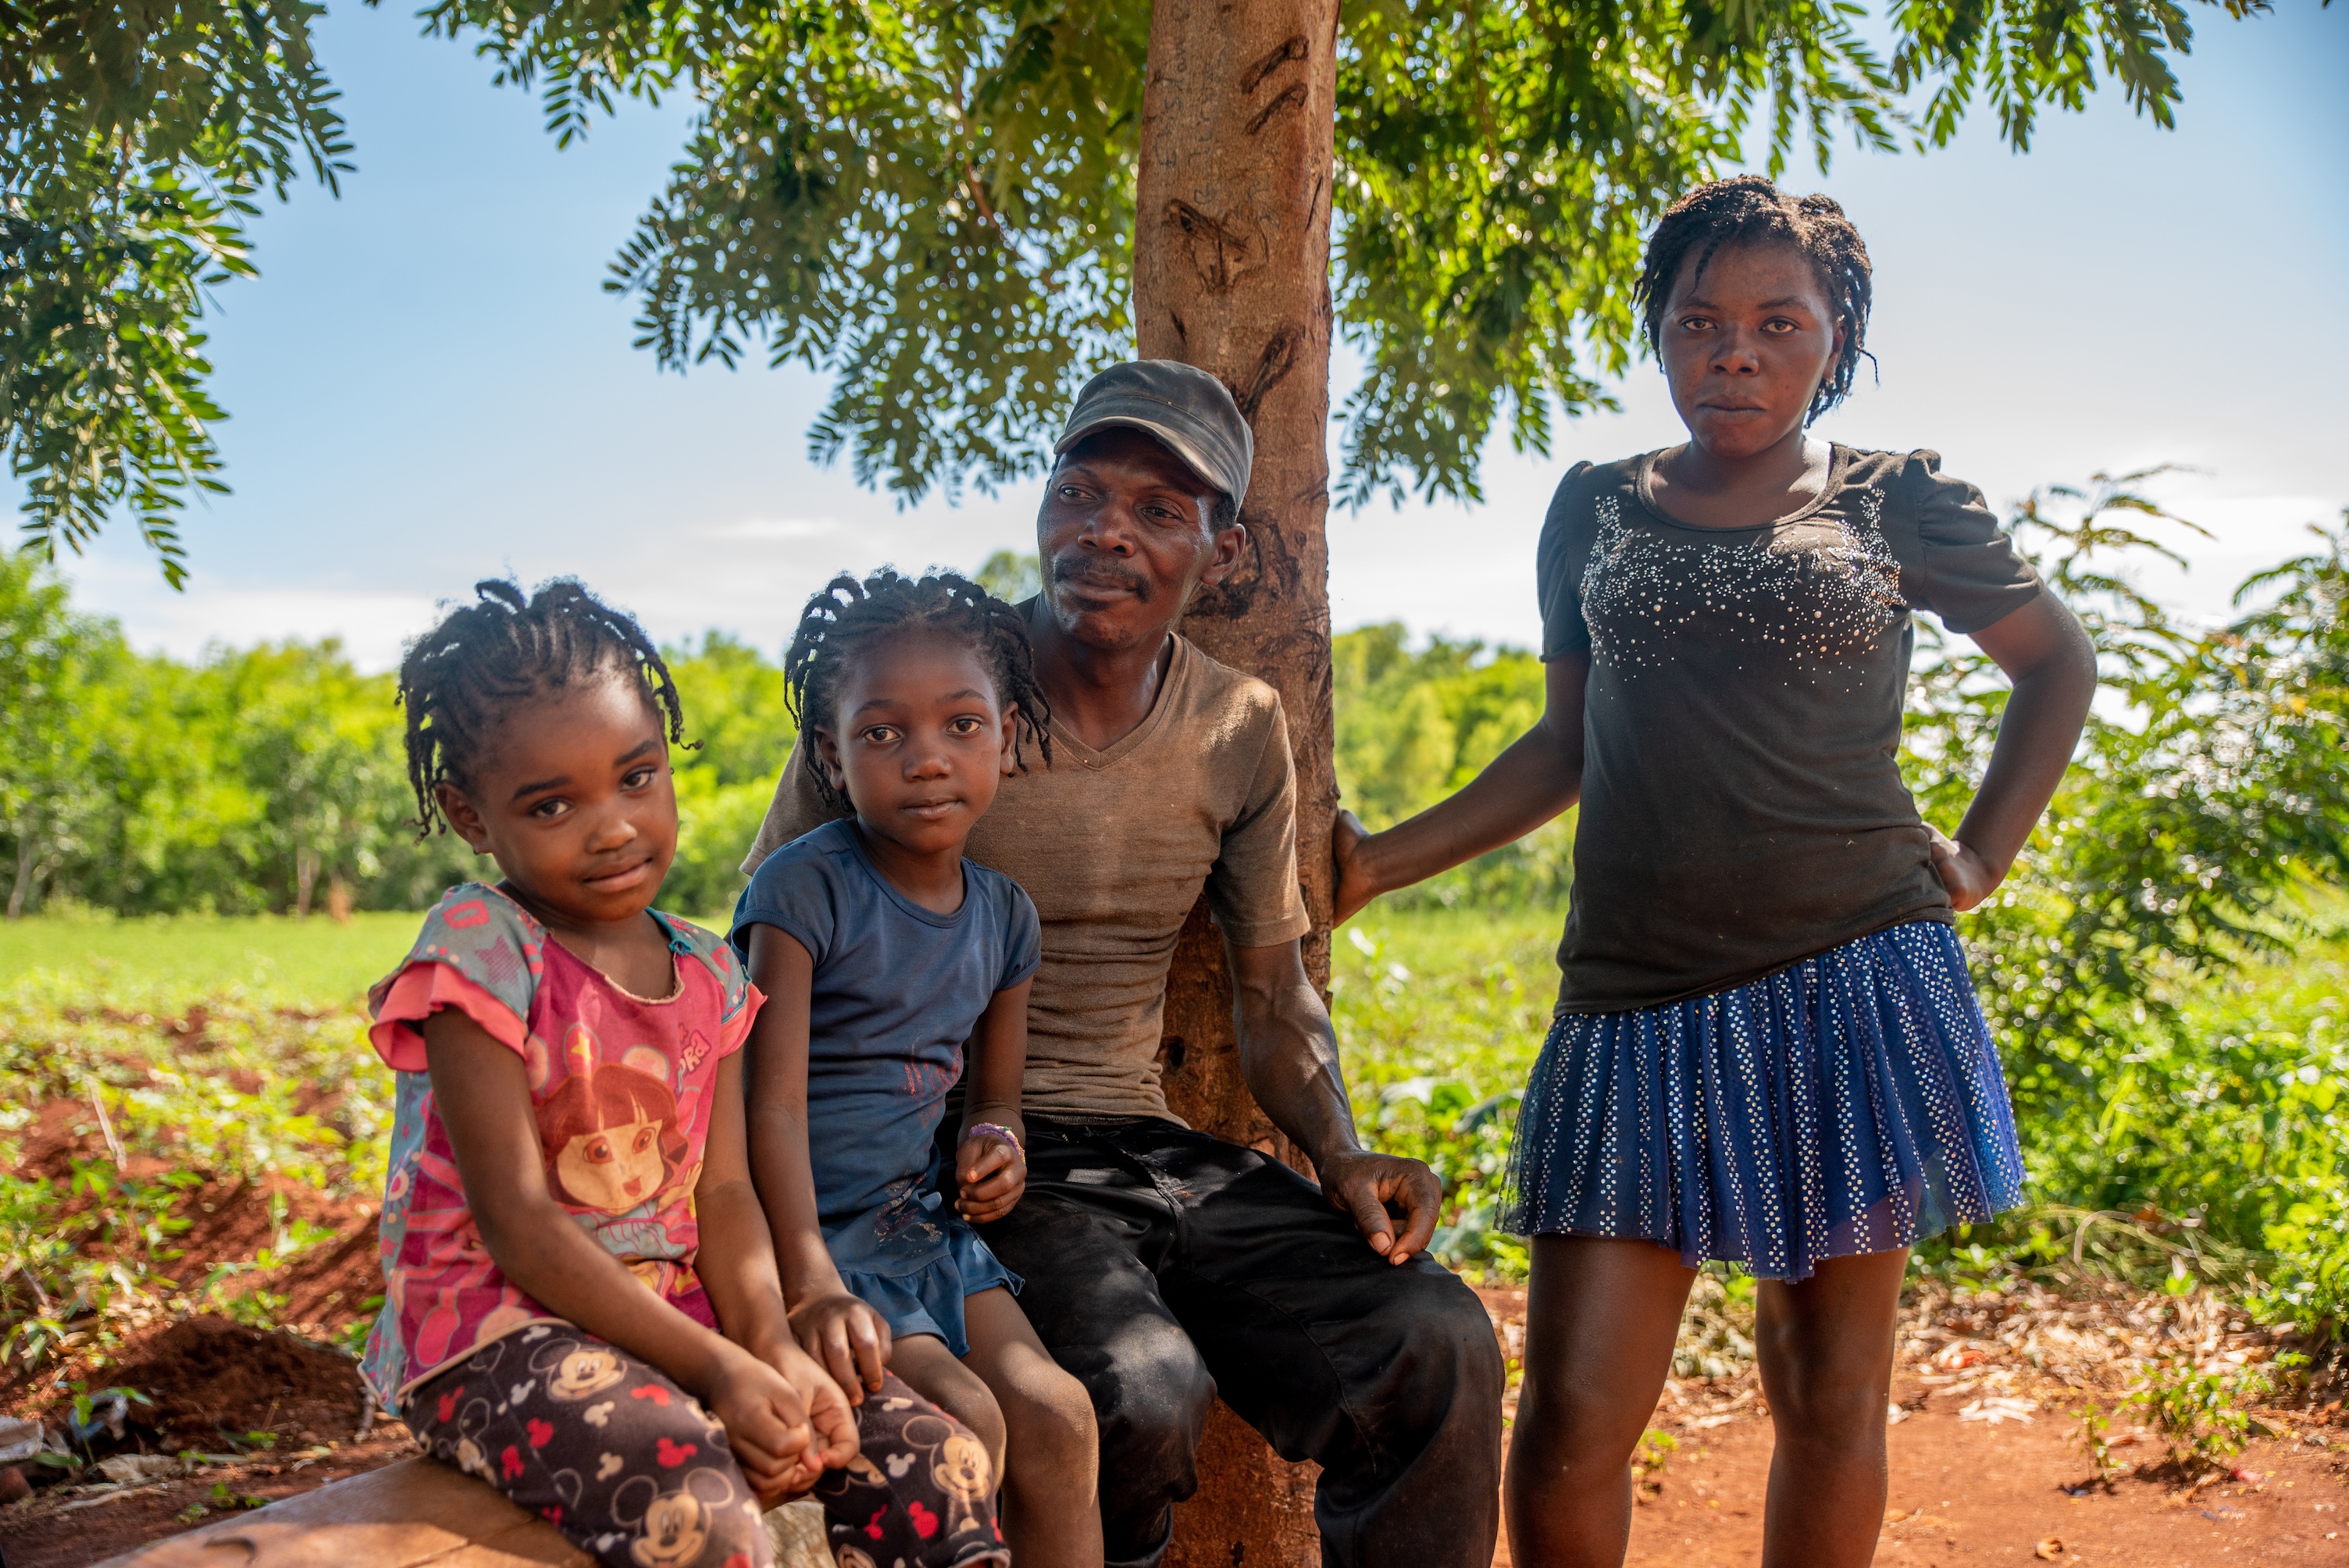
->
[[889, 1332, 1008, 1481], [1505, 1235, 1696, 1568], [1756, 1248, 1909, 1568], [961, 1287, 1103, 1568]]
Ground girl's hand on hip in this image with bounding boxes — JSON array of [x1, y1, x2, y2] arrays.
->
[[955, 1133, 1025, 1223], [787, 1288, 892, 1403], [1928, 826, 2001, 912]]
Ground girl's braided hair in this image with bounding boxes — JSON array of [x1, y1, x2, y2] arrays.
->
[[397, 579, 686, 836], [1635, 174, 1875, 423], [785, 568, 1052, 811]]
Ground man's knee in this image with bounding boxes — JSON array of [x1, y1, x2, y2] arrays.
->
[[1088, 1316, 1214, 1479], [1074, 1317, 1213, 1559], [1383, 1265, 1507, 1419]]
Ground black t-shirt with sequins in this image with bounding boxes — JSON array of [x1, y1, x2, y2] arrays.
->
[[1535, 444, 2043, 1015]]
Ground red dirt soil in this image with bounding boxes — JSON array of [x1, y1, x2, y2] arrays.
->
[[5, 1137, 2346, 1568], [2, 1094, 396, 1566], [1479, 1284, 2349, 1567]]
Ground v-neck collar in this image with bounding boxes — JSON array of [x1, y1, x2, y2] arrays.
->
[[1041, 633, 1192, 773]]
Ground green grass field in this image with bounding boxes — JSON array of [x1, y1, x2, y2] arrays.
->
[[0, 911, 421, 1002], [5, 900, 2344, 1301]]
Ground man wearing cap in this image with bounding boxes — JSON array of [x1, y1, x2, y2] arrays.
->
[[743, 361, 1503, 1567]]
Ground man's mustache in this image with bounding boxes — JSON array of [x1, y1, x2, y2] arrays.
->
[[1050, 555, 1153, 603]]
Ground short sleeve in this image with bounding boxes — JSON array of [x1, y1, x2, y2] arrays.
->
[[741, 738, 850, 875], [996, 882, 1042, 993], [1898, 451, 2043, 634], [365, 886, 544, 1072], [1204, 692, 1312, 949], [1537, 461, 1598, 661], [660, 915, 762, 1054], [729, 835, 843, 971]]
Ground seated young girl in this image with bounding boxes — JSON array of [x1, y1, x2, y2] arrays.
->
[[732, 571, 1101, 1568], [361, 578, 1008, 1568]]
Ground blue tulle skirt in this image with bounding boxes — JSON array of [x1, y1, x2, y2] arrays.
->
[[1502, 920, 2023, 1280]]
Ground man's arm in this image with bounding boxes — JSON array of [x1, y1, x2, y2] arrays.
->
[[1226, 937, 1442, 1267]]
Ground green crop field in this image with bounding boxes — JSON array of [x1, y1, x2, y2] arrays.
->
[[2, 900, 2347, 1388], [0, 912, 422, 1003]]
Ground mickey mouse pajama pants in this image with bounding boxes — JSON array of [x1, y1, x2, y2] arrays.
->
[[405, 1324, 1007, 1568]]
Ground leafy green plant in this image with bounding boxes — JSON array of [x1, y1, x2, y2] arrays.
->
[[1633, 1427, 1679, 1491], [208, 1478, 265, 1509], [2123, 1354, 2297, 1474], [2074, 1399, 2121, 1485]]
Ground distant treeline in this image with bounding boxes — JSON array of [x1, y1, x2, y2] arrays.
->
[[0, 548, 1570, 921]]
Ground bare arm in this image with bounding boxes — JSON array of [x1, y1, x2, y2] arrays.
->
[[739, 925, 892, 1400], [1930, 593, 2098, 909], [1335, 653, 1588, 921], [687, 1053, 859, 1481], [1227, 937, 1439, 1267], [422, 1015, 827, 1493], [953, 978, 1031, 1224]]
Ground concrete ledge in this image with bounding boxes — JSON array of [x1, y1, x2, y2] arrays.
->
[[91, 1458, 832, 1568], [92, 1458, 587, 1567]]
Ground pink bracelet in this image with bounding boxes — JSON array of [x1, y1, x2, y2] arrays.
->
[[967, 1122, 1025, 1161]]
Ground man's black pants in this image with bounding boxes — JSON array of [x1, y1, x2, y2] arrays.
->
[[964, 1116, 1503, 1568]]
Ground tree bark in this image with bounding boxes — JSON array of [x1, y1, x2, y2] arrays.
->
[[9, 831, 43, 921], [1135, 2, 1341, 1563]]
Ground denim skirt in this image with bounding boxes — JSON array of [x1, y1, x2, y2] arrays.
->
[[1502, 920, 2023, 1280]]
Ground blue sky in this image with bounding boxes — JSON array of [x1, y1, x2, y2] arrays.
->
[[38, 2, 2349, 671]]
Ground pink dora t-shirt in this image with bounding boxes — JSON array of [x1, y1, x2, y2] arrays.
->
[[359, 884, 761, 1411]]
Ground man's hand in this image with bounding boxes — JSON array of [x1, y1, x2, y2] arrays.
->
[[1317, 1147, 1442, 1266], [1332, 809, 1379, 925], [1927, 825, 2001, 912]]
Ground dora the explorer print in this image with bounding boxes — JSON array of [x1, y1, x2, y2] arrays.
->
[[360, 883, 759, 1412]]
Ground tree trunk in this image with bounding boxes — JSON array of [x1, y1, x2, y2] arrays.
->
[[1135, 2, 1341, 1563], [9, 832, 43, 921], [295, 847, 319, 920]]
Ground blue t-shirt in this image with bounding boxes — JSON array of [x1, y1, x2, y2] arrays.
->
[[729, 819, 1040, 1226]]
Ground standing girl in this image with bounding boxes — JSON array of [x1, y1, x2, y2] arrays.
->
[[733, 571, 1102, 1568], [364, 578, 1007, 1568], [1334, 176, 2098, 1566]]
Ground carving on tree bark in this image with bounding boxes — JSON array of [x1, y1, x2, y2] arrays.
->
[[1246, 82, 1309, 134], [1239, 35, 1311, 94], [1235, 325, 1303, 421], [1164, 199, 1263, 294]]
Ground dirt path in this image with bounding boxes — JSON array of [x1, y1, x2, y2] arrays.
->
[[9, 1281, 2347, 1566], [1482, 1282, 2349, 1567], [1616, 1392, 2345, 1565]]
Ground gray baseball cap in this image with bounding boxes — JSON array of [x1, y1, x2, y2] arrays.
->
[[1053, 360, 1254, 512]]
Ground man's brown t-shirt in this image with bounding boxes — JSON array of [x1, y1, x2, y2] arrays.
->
[[1540, 445, 2044, 1015], [740, 633, 1310, 1124]]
